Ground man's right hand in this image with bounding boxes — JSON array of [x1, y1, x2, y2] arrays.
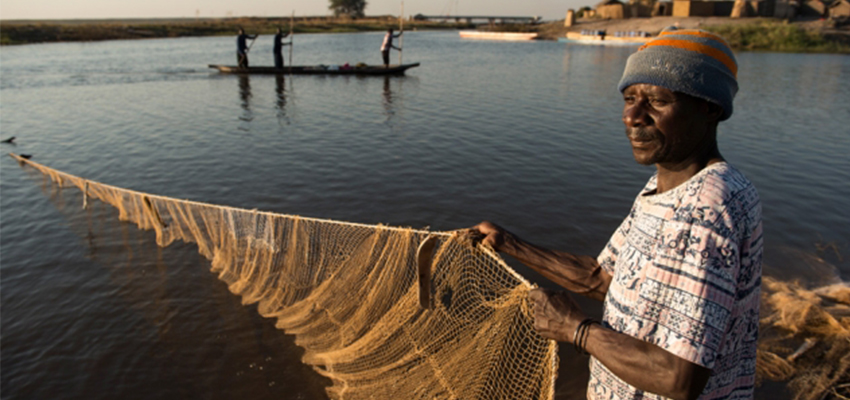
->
[[468, 221, 514, 252]]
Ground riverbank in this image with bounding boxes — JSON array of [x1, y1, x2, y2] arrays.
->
[[3, 15, 848, 53], [536, 16, 850, 53], [0, 16, 472, 45]]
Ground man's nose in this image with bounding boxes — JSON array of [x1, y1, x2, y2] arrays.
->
[[623, 102, 651, 127]]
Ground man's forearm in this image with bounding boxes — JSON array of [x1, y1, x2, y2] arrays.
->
[[501, 235, 610, 301], [584, 324, 711, 400]]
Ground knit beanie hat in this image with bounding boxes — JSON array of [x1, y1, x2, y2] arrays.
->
[[618, 27, 738, 120]]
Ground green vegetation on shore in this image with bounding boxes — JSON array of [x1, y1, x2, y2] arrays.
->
[[0, 17, 472, 45], [704, 21, 850, 53]]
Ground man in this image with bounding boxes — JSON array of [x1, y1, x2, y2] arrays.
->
[[471, 28, 762, 399], [273, 27, 290, 69], [236, 28, 258, 68], [380, 28, 402, 68]]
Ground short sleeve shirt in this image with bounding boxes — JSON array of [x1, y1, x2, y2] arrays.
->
[[589, 162, 763, 399], [381, 33, 396, 51]]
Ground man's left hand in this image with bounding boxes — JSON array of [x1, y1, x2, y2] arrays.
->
[[529, 288, 586, 343]]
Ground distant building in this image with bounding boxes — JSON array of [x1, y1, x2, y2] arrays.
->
[[829, 0, 850, 17], [565, 9, 577, 26], [800, 0, 827, 16], [627, 0, 655, 17], [773, 0, 800, 19], [673, 0, 731, 16], [596, 0, 627, 18], [653, 0, 675, 15], [731, 0, 759, 16]]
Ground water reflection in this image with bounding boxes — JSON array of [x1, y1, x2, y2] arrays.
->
[[35, 184, 333, 399], [382, 76, 394, 121], [275, 75, 289, 125], [275, 75, 286, 110], [238, 74, 253, 124]]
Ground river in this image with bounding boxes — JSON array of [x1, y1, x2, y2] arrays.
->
[[1, 31, 849, 399]]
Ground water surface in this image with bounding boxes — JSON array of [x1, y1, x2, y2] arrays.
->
[[2, 32, 849, 399]]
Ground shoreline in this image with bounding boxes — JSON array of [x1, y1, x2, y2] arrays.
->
[[2, 15, 848, 53], [537, 16, 850, 53], [0, 16, 473, 46]]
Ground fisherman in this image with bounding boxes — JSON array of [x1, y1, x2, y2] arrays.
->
[[469, 28, 762, 399], [236, 27, 258, 68], [380, 28, 402, 68], [273, 27, 290, 69]]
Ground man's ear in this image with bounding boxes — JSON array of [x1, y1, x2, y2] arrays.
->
[[706, 102, 724, 122]]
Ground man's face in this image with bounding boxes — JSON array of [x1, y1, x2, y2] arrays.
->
[[622, 84, 716, 166]]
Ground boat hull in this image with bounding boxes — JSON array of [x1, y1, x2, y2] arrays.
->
[[558, 32, 651, 46], [208, 63, 420, 75]]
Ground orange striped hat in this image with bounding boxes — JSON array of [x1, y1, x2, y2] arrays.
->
[[618, 27, 738, 120]]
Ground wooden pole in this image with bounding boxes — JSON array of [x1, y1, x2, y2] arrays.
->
[[289, 11, 294, 71], [398, 2, 404, 66]]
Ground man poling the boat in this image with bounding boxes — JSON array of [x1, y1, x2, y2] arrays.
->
[[236, 27, 258, 68], [380, 28, 402, 68], [273, 27, 291, 69]]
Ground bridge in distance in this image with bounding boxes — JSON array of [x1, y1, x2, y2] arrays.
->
[[413, 15, 542, 24]]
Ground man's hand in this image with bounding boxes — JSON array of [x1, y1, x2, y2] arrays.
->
[[467, 221, 513, 252], [529, 288, 586, 343]]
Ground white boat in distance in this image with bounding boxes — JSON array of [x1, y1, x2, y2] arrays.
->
[[558, 31, 652, 46], [459, 31, 538, 41]]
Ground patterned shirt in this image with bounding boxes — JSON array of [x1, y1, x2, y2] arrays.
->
[[589, 162, 763, 399]]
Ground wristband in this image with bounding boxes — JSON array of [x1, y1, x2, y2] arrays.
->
[[573, 318, 600, 355], [573, 318, 594, 354]]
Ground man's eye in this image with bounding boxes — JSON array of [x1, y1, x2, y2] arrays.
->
[[650, 99, 669, 106], [624, 96, 635, 103]]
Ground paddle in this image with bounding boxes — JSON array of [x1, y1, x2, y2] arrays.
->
[[289, 11, 294, 73], [398, 2, 404, 66]]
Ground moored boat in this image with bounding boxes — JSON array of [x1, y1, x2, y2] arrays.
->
[[208, 63, 420, 75], [558, 31, 652, 46]]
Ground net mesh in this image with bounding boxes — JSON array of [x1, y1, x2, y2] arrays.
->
[[757, 277, 850, 400], [10, 154, 558, 400]]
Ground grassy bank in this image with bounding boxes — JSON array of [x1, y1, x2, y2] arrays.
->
[[0, 16, 472, 45], [704, 21, 850, 53]]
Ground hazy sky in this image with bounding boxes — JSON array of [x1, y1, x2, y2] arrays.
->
[[0, 0, 587, 21]]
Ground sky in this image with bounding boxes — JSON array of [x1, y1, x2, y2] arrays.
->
[[0, 0, 587, 21]]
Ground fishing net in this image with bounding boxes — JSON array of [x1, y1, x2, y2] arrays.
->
[[9, 154, 558, 400], [757, 276, 850, 400]]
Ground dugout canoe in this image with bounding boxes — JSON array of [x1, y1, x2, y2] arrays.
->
[[208, 63, 420, 75]]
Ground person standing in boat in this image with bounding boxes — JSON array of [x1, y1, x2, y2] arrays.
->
[[469, 28, 762, 399], [273, 27, 290, 69], [380, 28, 402, 68], [236, 28, 258, 68]]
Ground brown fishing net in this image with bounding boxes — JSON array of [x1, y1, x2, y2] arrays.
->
[[10, 154, 558, 400], [758, 277, 850, 400]]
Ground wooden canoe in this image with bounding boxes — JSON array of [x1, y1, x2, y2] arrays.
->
[[208, 63, 420, 75]]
